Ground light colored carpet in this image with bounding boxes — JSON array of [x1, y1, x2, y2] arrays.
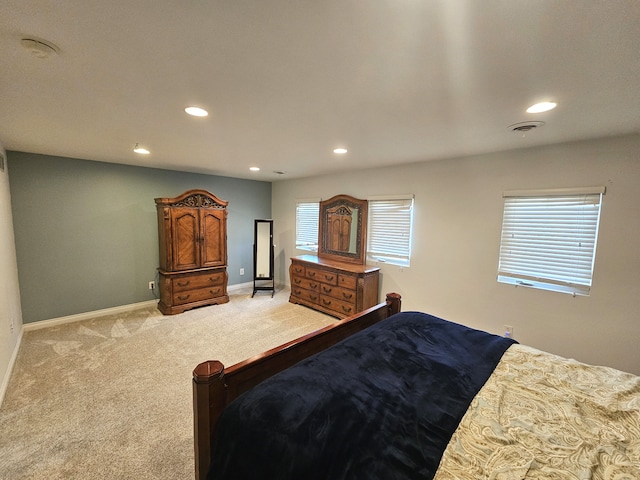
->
[[0, 287, 335, 480]]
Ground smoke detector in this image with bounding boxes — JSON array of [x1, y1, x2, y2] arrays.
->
[[508, 121, 545, 133], [21, 38, 59, 58]]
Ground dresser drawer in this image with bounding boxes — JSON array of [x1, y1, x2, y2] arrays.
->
[[291, 275, 320, 292], [290, 263, 306, 277], [290, 287, 320, 304], [319, 283, 356, 303], [172, 271, 225, 292], [305, 267, 338, 285], [337, 274, 357, 290], [173, 285, 226, 305], [319, 295, 356, 317]]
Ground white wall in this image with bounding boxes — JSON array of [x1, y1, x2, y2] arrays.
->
[[273, 134, 640, 375], [0, 142, 24, 405]]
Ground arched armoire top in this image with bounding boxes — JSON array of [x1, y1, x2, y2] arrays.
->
[[154, 189, 229, 209]]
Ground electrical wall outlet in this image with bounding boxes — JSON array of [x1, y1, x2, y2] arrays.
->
[[504, 325, 514, 338], [240, 268, 245, 275], [149, 281, 156, 290]]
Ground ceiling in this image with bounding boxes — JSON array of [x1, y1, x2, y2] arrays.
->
[[1, 1, 639, 181]]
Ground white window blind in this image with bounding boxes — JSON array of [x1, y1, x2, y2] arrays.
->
[[367, 195, 414, 267], [497, 187, 605, 296], [295, 200, 319, 252]]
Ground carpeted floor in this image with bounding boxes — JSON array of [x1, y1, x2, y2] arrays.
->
[[0, 287, 335, 480]]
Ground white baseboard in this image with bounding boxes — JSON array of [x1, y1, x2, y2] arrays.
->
[[0, 327, 24, 408], [228, 281, 286, 293], [228, 281, 254, 292], [23, 300, 158, 332], [22, 282, 278, 332]]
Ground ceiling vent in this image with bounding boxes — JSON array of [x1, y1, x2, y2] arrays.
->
[[508, 121, 545, 133], [21, 38, 59, 58]]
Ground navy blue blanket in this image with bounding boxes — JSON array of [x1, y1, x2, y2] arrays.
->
[[208, 312, 517, 480]]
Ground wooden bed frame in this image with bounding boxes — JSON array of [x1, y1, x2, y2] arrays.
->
[[192, 292, 402, 480]]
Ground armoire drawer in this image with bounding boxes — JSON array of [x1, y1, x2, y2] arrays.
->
[[173, 285, 226, 305], [158, 266, 229, 315], [172, 271, 225, 292]]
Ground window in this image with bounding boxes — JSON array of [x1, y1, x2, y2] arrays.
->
[[497, 186, 605, 296], [367, 195, 414, 267], [295, 199, 320, 252]]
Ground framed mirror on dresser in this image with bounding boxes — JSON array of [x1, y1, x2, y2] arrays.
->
[[289, 194, 380, 318], [318, 194, 367, 264]]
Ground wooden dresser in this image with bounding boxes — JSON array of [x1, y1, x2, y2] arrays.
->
[[155, 189, 229, 315], [289, 255, 380, 319]]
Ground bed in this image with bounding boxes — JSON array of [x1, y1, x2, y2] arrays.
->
[[192, 293, 640, 480]]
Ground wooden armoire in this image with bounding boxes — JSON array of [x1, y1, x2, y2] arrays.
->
[[155, 189, 229, 315]]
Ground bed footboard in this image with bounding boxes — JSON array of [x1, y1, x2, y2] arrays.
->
[[192, 292, 401, 480]]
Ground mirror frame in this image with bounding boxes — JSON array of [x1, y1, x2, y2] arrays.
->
[[318, 194, 368, 265], [253, 219, 275, 297]]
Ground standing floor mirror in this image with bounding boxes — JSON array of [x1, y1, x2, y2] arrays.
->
[[252, 219, 275, 297]]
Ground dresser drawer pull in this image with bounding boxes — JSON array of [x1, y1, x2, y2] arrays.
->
[[341, 305, 353, 314], [209, 277, 219, 283], [322, 286, 333, 294], [178, 294, 190, 301], [294, 278, 302, 285], [323, 275, 335, 282], [308, 271, 316, 278], [309, 283, 318, 290], [309, 295, 318, 301], [341, 292, 353, 300], [322, 299, 332, 306], [294, 267, 304, 274], [210, 289, 221, 295], [293, 288, 302, 296], [177, 281, 190, 287]]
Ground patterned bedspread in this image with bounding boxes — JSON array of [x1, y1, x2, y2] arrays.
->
[[434, 344, 640, 480]]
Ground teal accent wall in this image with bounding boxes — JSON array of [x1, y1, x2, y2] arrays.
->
[[8, 152, 271, 323]]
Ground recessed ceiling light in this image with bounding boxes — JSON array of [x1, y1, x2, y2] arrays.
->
[[133, 143, 150, 155], [526, 102, 557, 113], [249, 167, 260, 172], [333, 148, 348, 154], [184, 106, 209, 117]]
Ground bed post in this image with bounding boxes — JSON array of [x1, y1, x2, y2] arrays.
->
[[193, 360, 226, 480], [386, 292, 401, 316]]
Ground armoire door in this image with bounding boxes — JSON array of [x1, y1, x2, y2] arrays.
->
[[200, 209, 227, 267], [171, 208, 200, 270]]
